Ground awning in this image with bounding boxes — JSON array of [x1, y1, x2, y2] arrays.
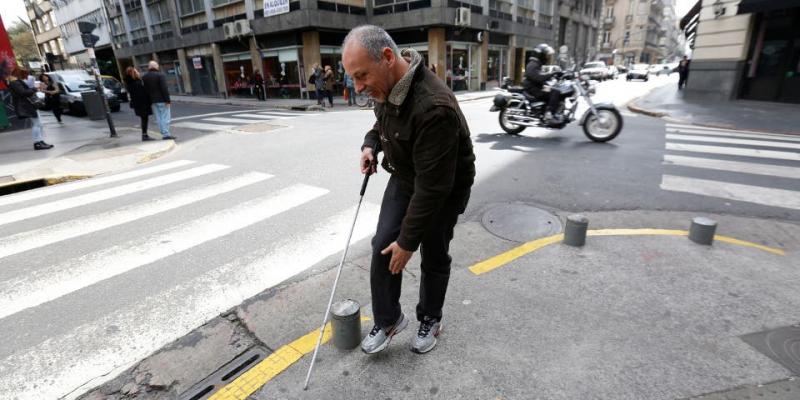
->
[[737, 0, 800, 14]]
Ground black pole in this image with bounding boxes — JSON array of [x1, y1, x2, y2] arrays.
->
[[88, 48, 117, 138]]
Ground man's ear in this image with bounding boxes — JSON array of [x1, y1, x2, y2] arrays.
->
[[383, 47, 395, 66]]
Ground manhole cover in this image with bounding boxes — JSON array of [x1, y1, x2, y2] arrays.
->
[[481, 204, 562, 242], [740, 324, 800, 374]]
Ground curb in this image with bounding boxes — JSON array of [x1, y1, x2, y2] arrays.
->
[[626, 99, 668, 118]]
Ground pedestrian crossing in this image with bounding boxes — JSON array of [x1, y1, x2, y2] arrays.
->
[[172, 109, 309, 132], [660, 123, 800, 210], [0, 160, 380, 399]]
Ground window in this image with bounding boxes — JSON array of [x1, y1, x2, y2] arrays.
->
[[447, 0, 482, 14], [180, 0, 204, 15], [317, 1, 366, 15], [149, 0, 171, 23], [602, 30, 610, 44], [212, 0, 241, 6], [374, 0, 431, 15], [606, 7, 613, 17]]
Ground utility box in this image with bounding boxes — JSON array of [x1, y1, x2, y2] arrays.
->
[[81, 91, 105, 120]]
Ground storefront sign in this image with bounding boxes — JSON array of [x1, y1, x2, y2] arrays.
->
[[28, 61, 41, 69], [264, 0, 290, 17], [192, 56, 202, 69]]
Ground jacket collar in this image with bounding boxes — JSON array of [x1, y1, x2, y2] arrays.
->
[[387, 48, 423, 107]]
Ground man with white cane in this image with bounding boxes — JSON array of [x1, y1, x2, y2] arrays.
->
[[344, 25, 476, 355]]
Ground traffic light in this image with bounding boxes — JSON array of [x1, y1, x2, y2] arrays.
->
[[78, 22, 99, 48]]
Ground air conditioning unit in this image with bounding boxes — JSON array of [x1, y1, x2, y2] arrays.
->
[[234, 19, 252, 36], [455, 7, 471, 26], [223, 22, 236, 39]]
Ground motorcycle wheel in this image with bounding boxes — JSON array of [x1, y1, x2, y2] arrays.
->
[[582, 106, 623, 142], [499, 107, 526, 135]]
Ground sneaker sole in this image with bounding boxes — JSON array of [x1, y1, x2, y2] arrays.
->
[[410, 323, 442, 354], [362, 315, 408, 354]]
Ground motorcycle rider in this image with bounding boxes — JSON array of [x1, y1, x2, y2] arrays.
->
[[523, 43, 563, 124]]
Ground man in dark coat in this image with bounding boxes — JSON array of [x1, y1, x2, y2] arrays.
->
[[677, 56, 690, 90], [8, 68, 53, 150], [142, 61, 174, 140], [343, 25, 475, 355]]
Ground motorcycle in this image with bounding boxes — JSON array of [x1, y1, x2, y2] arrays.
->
[[489, 73, 623, 142]]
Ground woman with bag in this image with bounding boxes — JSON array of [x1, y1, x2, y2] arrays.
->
[[123, 66, 155, 141], [39, 73, 62, 123], [8, 68, 53, 150]]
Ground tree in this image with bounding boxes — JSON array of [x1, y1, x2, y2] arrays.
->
[[7, 21, 39, 66]]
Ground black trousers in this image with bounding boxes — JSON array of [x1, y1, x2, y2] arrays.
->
[[139, 114, 149, 134], [678, 73, 688, 89], [370, 175, 468, 329]]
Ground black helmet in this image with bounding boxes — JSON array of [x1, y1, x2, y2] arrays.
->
[[531, 43, 555, 64]]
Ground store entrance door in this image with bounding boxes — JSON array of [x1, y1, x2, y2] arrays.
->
[[740, 7, 800, 103]]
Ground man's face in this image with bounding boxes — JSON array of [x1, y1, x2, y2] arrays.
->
[[342, 43, 393, 103]]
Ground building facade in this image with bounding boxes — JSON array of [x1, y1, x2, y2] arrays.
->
[[681, 0, 799, 104], [104, 0, 561, 98], [555, 0, 602, 68], [23, 0, 67, 70], [597, 0, 669, 66], [50, 0, 119, 76]]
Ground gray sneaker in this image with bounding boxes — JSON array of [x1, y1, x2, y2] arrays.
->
[[410, 316, 442, 354], [361, 313, 408, 354]]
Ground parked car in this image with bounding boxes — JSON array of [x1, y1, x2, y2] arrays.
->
[[47, 70, 121, 115], [626, 64, 650, 81], [652, 63, 678, 76], [101, 75, 128, 102], [607, 65, 620, 79], [580, 61, 609, 81]]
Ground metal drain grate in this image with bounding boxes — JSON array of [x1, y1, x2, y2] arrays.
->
[[741, 324, 800, 375], [179, 346, 269, 400]]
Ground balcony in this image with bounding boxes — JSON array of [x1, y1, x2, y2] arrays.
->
[[603, 16, 615, 26], [601, 42, 612, 49]]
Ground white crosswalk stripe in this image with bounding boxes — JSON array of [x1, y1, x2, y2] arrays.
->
[[172, 121, 236, 131], [660, 124, 800, 210], [230, 113, 292, 120], [0, 172, 272, 260], [203, 116, 284, 124], [0, 164, 229, 227], [0, 203, 379, 399], [0, 159, 378, 399], [0, 160, 196, 208]]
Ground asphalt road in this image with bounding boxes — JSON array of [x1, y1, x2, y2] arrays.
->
[[1, 75, 798, 399]]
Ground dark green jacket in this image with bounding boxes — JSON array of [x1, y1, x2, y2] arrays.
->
[[362, 61, 475, 251]]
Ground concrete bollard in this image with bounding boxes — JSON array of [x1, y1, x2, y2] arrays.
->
[[330, 299, 361, 350], [563, 214, 589, 247], [689, 217, 717, 245]]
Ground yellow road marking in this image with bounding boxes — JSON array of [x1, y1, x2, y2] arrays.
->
[[469, 228, 785, 276], [209, 315, 371, 400]]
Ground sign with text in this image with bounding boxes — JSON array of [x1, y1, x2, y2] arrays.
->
[[193, 57, 202, 69], [264, 0, 290, 17]]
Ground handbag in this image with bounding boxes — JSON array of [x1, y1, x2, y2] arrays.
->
[[27, 95, 45, 110]]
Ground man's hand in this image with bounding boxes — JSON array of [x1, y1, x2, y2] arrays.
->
[[381, 241, 413, 275], [360, 147, 377, 175]]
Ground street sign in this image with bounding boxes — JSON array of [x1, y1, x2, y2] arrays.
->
[[264, 0, 290, 17]]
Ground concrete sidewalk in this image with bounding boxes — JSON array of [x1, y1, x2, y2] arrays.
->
[[628, 84, 800, 135], [171, 90, 498, 110], [83, 208, 800, 400], [0, 112, 175, 189]]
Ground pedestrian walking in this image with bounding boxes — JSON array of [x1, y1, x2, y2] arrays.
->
[[279, 73, 289, 98], [142, 61, 175, 140], [344, 72, 355, 106], [253, 70, 266, 101], [323, 65, 334, 107], [342, 25, 475, 355], [677, 56, 690, 90], [123, 67, 155, 141], [39, 73, 62, 123], [8, 68, 53, 150], [310, 63, 323, 105]]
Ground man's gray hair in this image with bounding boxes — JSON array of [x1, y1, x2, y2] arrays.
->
[[342, 25, 399, 62], [148, 60, 159, 71]]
